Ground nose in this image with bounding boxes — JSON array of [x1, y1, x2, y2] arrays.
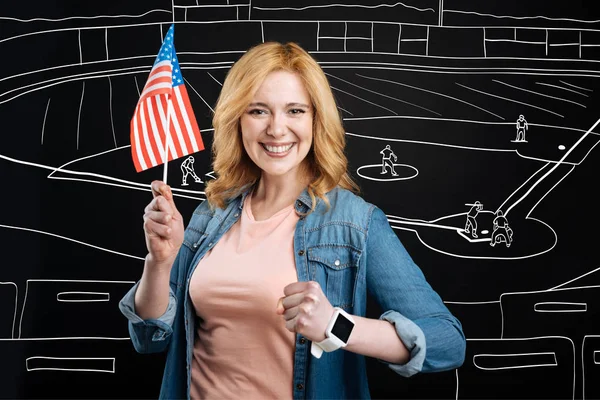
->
[[267, 113, 285, 138]]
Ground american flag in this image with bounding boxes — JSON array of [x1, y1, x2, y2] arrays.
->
[[130, 24, 204, 172]]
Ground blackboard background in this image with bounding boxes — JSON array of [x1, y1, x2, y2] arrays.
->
[[1, 1, 600, 399]]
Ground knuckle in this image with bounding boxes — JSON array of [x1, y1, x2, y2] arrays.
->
[[305, 293, 319, 304], [296, 317, 307, 329], [299, 303, 312, 316]]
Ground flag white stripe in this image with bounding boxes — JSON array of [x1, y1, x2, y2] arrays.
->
[[174, 86, 199, 152], [153, 60, 171, 69], [156, 94, 179, 159], [139, 102, 158, 166], [146, 99, 166, 164], [148, 71, 172, 81], [132, 105, 148, 171]]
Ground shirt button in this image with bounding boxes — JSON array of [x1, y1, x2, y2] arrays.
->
[[298, 250, 305, 256], [296, 201, 302, 207], [334, 259, 340, 266], [299, 337, 306, 344], [296, 383, 304, 390], [208, 242, 213, 247], [234, 213, 239, 218]]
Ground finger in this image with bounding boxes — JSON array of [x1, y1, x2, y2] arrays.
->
[[145, 196, 175, 215], [282, 305, 299, 321], [280, 292, 305, 311], [283, 281, 311, 296], [143, 218, 172, 238], [150, 180, 167, 199], [144, 210, 172, 225], [156, 184, 182, 219], [284, 315, 299, 333]]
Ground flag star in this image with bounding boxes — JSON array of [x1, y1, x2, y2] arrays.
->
[[175, 69, 179, 72], [178, 78, 182, 83]]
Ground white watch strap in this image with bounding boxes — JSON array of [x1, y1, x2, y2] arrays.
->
[[316, 337, 342, 352], [310, 337, 341, 359], [310, 341, 324, 358]]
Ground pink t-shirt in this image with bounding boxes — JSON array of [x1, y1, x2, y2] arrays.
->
[[189, 194, 299, 400]]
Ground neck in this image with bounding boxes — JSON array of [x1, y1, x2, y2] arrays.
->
[[250, 174, 308, 220]]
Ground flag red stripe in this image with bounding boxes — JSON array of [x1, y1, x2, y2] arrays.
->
[[169, 109, 185, 159], [159, 95, 181, 160], [130, 115, 143, 172], [143, 99, 163, 166], [151, 95, 168, 163], [178, 85, 204, 152], [172, 91, 194, 156], [136, 105, 153, 171]]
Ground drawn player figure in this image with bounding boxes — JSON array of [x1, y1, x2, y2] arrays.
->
[[515, 114, 529, 142], [490, 210, 513, 248], [180, 156, 202, 186], [464, 201, 483, 238], [380, 145, 399, 176]]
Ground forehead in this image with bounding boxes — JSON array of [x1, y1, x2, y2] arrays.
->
[[253, 70, 310, 101]]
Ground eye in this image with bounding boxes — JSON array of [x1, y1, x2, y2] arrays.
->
[[248, 108, 267, 116], [288, 108, 306, 115]]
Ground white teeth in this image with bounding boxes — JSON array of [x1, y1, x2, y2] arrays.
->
[[264, 143, 293, 153]]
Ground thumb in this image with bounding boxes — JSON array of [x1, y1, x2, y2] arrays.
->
[[276, 297, 285, 315], [150, 181, 180, 215], [151, 180, 167, 199]]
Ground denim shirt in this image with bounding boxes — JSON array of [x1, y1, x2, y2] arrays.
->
[[119, 187, 466, 399]]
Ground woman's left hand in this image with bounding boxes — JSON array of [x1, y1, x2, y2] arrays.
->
[[276, 281, 335, 342]]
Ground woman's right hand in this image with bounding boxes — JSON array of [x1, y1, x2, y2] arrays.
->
[[143, 180, 185, 267]]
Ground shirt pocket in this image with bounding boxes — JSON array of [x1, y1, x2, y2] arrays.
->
[[182, 210, 214, 251], [307, 245, 361, 308]]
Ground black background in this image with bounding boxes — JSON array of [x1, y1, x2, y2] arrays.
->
[[1, 1, 600, 399]]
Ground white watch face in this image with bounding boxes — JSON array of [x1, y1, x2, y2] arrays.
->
[[330, 312, 354, 344]]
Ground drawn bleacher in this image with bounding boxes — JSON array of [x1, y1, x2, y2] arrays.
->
[[499, 285, 600, 398], [0, 281, 17, 339], [500, 286, 600, 339], [19, 279, 135, 339], [460, 337, 575, 399], [582, 335, 600, 400], [0, 337, 164, 399]]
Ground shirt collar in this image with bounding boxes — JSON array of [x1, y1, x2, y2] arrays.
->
[[235, 185, 317, 212]]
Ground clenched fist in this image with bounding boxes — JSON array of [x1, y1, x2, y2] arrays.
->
[[143, 180, 185, 266], [276, 281, 335, 342]]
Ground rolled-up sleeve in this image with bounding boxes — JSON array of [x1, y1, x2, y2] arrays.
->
[[118, 281, 177, 354], [365, 207, 466, 376]]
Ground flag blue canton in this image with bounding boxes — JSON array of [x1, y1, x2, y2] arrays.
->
[[153, 24, 184, 88]]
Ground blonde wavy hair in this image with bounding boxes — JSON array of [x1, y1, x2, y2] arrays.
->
[[205, 41, 359, 211]]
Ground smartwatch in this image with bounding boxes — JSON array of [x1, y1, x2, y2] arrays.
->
[[310, 307, 355, 359]]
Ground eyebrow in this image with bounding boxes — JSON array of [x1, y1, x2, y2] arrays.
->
[[248, 102, 311, 109]]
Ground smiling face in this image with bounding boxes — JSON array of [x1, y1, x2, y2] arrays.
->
[[240, 70, 314, 183]]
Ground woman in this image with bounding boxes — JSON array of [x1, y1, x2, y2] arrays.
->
[[120, 41, 465, 400]]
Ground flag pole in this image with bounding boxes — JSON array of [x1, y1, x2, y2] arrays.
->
[[162, 97, 173, 184]]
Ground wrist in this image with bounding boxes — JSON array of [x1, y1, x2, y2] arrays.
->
[[145, 253, 175, 272], [311, 307, 356, 358]]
